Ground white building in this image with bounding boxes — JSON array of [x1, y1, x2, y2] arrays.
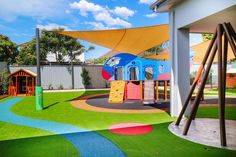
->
[[151, 0, 236, 116], [46, 52, 85, 63]]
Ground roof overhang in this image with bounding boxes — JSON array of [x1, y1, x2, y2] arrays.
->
[[188, 5, 236, 33], [150, 0, 183, 12]]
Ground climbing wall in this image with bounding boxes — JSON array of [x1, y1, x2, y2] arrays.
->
[[109, 81, 126, 103], [126, 81, 142, 100], [143, 81, 155, 104]]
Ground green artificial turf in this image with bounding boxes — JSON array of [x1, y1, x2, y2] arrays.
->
[[203, 88, 236, 96], [98, 122, 236, 157], [0, 134, 80, 157], [0, 90, 235, 157], [0, 121, 52, 141], [196, 106, 236, 120]]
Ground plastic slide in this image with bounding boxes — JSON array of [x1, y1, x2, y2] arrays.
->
[[143, 80, 155, 104], [108, 81, 126, 103]]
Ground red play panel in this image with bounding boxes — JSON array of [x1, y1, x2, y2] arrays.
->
[[126, 82, 141, 99], [109, 123, 153, 135]]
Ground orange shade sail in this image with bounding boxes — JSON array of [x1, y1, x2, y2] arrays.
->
[[143, 40, 235, 62], [192, 39, 235, 63], [55, 24, 169, 55]]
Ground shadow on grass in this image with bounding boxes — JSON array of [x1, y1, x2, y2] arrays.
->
[[44, 102, 59, 110], [65, 90, 110, 102]]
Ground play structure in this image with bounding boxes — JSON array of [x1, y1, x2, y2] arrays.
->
[[8, 69, 36, 96], [102, 53, 170, 104]]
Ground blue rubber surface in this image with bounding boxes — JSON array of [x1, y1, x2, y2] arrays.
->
[[0, 97, 125, 157]]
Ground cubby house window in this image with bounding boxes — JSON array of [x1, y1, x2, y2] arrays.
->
[[159, 65, 164, 73], [130, 67, 139, 80], [145, 67, 154, 80], [115, 67, 123, 80]]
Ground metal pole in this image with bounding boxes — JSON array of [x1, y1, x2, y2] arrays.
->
[[35, 28, 43, 111], [36, 28, 41, 86], [183, 41, 218, 135], [218, 24, 226, 146], [175, 29, 217, 126], [71, 53, 74, 89]]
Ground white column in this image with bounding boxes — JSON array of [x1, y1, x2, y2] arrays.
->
[[170, 11, 190, 117]]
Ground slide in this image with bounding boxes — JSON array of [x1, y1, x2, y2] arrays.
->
[[143, 80, 155, 104], [109, 81, 126, 103]]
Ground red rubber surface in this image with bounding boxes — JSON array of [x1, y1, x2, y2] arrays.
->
[[109, 123, 153, 135]]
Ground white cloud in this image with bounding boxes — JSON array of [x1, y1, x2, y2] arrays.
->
[[85, 22, 111, 30], [0, 0, 69, 22], [139, 0, 156, 4], [36, 23, 71, 30], [69, 0, 105, 16], [70, 0, 132, 28], [145, 13, 158, 18], [112, 7, 135, 19], [94, 12, 131, 27]]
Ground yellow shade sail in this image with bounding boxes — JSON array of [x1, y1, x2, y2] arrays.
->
[[192, 39, 235, 63], [55, 24, 169, 55]]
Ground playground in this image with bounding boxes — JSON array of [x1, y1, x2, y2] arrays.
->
[[0, 22, 236, 157], [0, 23, 236, 157], [0, 1, 236, 156]]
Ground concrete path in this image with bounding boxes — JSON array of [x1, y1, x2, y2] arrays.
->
[[169, 118, 236, 150], [0, 98, 125, 157]]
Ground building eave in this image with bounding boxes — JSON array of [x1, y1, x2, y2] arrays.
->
[[150, 0, 183, 13]]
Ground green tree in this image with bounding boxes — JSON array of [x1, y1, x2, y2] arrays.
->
[[0, 68, 9, 94], [0, 34, 18, 64], [147, 45, 163, 54], [16, 28, 87, 65], [81, 68, 91, 88], [202, 33, 213, 42], [40, 28, 87, 63], [15, 39, 46, 65], [88, 57, 109, 64]]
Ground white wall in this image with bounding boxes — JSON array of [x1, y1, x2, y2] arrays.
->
[[47, 53, 85, 62], [174, 0, 236, 29]]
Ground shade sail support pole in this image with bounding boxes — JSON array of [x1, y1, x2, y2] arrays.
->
[[35, 28, 44, 111], [183, 41, 218, 135]]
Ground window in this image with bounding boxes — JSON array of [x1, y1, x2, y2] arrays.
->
[[145, 67, 154, 80], [159, 65, 164, 73], [115, 67, 123, 80], [130, 67, 139, 80]]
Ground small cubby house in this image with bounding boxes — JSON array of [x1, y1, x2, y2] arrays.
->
[[8, 69, 36, 96]]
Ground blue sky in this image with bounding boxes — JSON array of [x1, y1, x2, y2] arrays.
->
[[0, 0, 202, 60]]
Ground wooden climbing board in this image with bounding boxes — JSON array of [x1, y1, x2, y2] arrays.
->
[[143, 80, 155, 104], [109, 80, 126, 103]]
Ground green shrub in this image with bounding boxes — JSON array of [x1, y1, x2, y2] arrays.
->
[[81, 68, 91, 88], [57, 84, 64, 90], [0, 68, 9, 94], [48, 84, 53, 90]]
